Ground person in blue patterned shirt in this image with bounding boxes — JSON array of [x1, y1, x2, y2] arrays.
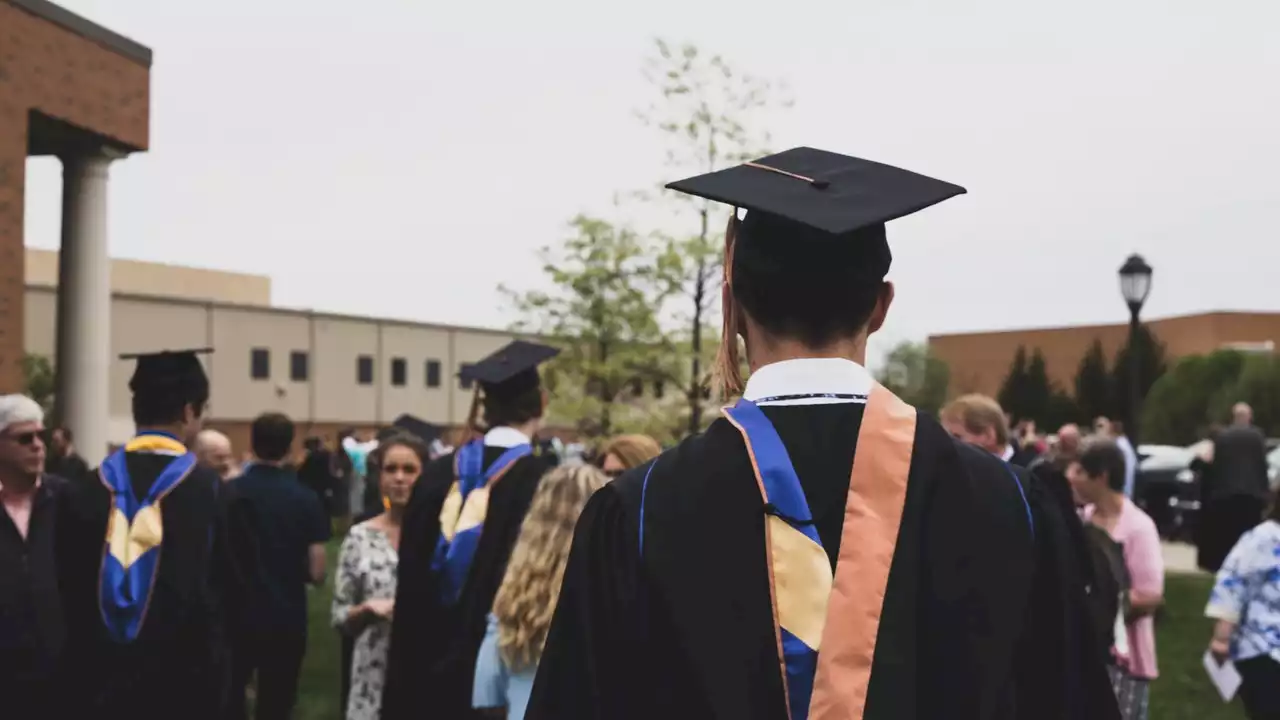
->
[[1204, 502, 1280, 719]]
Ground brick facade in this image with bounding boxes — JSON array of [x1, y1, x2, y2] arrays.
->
[[0, 0, 150, 392], [929, 311, 1280, 400]]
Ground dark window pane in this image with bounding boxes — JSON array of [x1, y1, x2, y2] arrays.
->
[[629, 378, 644, 397], [251, 348, 270, 380], [391, 357, 407, 387], [654, 380, 665, 399], [426, 360, 442, 388], [290, 351, 309, 382], [357, 355, 374, 385]]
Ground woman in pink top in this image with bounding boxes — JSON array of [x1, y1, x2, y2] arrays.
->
[[1069, 439, 1166, 720]]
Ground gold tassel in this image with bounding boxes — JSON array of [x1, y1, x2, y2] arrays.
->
[[713, 213, 746, 399]]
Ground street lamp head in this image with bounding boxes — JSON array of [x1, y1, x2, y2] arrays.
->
[[1119, 253, 1153, 312]]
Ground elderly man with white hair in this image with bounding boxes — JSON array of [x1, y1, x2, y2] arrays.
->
[[0, 394, 69, 717]]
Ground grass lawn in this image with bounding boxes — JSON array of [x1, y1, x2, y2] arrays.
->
[[291, 543, 1246, 719]]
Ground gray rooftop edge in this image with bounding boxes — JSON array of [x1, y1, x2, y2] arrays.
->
[[9, 0, 153, 67]]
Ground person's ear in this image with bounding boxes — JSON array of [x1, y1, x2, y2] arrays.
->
[[867, 281, 895, 334]]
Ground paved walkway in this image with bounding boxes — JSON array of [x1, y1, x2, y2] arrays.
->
[[1162, 541, 1207, 575]]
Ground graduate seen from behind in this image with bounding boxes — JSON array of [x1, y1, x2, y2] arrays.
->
[[55, 348, 239, 720], [382, 340, 560, 720], [526, 148, 1120, 720]]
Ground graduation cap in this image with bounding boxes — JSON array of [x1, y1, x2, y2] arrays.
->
[[666, 148, 965, 396], [391, 414, 442, 445], [119, 347, 213, 394], [666, 146, 965, 280], [460, 340, 560, 402]]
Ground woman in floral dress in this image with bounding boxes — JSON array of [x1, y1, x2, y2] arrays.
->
[[332, 434, 427, 720]]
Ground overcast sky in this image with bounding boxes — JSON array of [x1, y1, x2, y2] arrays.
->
[[23, 0, 1280, 365]]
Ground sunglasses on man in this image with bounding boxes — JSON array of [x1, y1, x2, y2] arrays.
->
[[1, 431, 40, 446]]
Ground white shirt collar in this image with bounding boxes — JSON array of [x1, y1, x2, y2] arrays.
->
[[742, 358, 873, 407], [1001, 444, 1016, 462], [484, 426, 531, 448]]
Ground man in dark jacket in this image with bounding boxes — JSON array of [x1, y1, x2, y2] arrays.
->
[[228, 413, 330, 720], [1198, 402, 1271, 571], [0, 394, 68, 719]]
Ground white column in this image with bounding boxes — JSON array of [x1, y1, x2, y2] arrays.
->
[[55, 151, 118, 467]]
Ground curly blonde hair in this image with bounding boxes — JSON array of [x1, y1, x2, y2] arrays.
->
[[492, 464, 608, 670]]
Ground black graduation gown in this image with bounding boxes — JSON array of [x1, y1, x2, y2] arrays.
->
[[55, 454, 242, 720], [526, 404, 1120, 720], [382, 445, 553, 720]]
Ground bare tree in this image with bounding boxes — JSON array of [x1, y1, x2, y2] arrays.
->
[[638, 38, 789, 435]]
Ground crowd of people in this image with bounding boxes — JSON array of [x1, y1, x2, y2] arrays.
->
[[940, 393, 1280, 718], [2, 147, 1279, 720]]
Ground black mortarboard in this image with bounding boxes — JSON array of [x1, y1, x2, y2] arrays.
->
[[460, 340, 559, 401], [120, 347, 213, 394], [666, 147, 966, 280], [391, 414, 441, 444]]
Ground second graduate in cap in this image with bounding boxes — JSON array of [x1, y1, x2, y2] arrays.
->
[[383, 340, 560, 720]]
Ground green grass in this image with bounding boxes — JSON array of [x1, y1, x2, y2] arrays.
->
[[1151, 574, 1247, 720], [296, 540, 343, 720], [291, 544, 1245, 719]]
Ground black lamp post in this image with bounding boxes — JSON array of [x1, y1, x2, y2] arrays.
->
[[1118, 254, 1153, 445]]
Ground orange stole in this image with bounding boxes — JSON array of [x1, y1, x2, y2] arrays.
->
[[809, 383, 917, 720]]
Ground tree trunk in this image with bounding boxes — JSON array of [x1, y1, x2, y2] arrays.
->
[[687, 203, 709, 436], [598, 337, 612, 437]]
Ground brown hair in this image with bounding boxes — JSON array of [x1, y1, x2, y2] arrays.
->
[[714, 214, 746, 399], [598, 434, 662, 471], [940, 394, 1009, 446]]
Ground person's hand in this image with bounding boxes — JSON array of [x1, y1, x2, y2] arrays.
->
[[364, 598, 395, 620], [1209, 637, 1231, 664]]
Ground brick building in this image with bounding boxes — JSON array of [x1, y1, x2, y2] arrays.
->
[[928, 311, 1280, 400], [1, 0, 151, 463]]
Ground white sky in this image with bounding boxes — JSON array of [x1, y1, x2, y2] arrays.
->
[[23, 0, 1280, 365]]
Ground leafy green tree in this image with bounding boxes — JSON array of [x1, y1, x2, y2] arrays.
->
[[1074, 339, 1113, 423], [640, 38, 789, 434], [1111, 325, 1169, 435], [502, 215, 674, 439], [1044, 389, 1083, 431], [876, 341, 949, 415], [1024, 349, 1054, 425], [1209, 354, 1280, 437], [998, 346, 1030, 421], [21, 353, 55, 413], [1142, 350, 1246, 444]]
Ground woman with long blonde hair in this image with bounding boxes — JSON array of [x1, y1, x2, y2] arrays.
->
[[472, 464, 608, 719]]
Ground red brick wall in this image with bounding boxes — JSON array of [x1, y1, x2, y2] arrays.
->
[[929, 312, 1280, 400], [0, 0, 150, 391]]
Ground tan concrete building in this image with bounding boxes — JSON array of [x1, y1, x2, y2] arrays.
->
[[929, 311, 1280, 400], [24, 243, 693, 450], [23, 248, 523, 452]]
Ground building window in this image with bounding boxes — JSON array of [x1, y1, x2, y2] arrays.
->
[[459, 363, 475, 390], [391, 357, 407, 387], [629, 378, 644, 397], [357, 355, 374, 385], [290, 351, 309, 382], [654, 380, 665, 399], [426, 359, 442, 388], [250, 348, 270, 380]]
